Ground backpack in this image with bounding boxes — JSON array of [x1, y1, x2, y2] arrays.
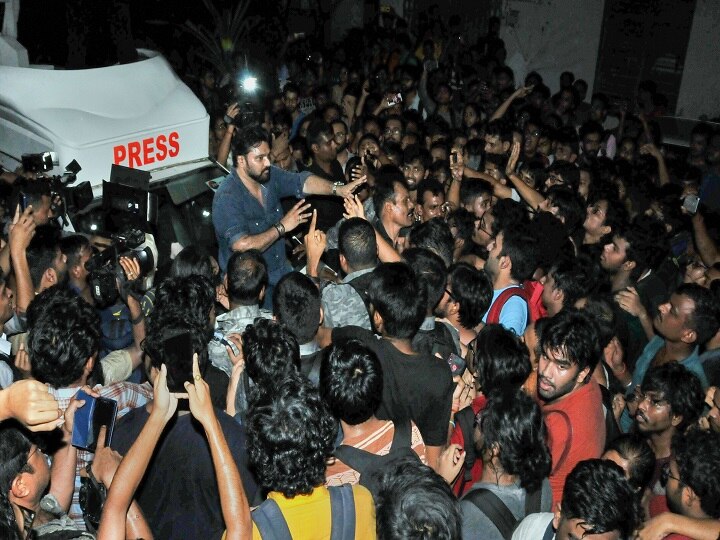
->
[[333, 420, 420, 497], [486, 286, 529, 326], [412, 321, 458, 360], [452, 406, 479, 494], [252, 484, 356, 540], [462, 485, 542, 540]]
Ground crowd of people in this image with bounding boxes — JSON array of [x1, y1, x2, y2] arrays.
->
[[1, 5, 720, 540]]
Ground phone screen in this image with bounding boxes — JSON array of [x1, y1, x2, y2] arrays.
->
[[161, 330, 194, 388], [447, 353, 466, 377]]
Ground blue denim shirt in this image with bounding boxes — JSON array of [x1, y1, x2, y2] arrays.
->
[[212, 166, 310, 284]]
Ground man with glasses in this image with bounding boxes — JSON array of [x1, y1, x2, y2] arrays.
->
[[331, 119, 354, 173], [629, 363, 704, 487], [641, 429, 720, 540]]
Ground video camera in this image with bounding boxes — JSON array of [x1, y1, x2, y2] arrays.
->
[[20, 152, 93, 219], [86, 228, 155, 308]]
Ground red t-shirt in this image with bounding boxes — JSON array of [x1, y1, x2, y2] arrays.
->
[[648, 498, 695, 540], [542, 381, 606, 510]]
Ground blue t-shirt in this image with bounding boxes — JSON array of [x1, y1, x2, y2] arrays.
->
[[481, 285, 529, 335], [212, 166, 310, 284]]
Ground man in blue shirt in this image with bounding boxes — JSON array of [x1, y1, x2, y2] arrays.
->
[[212, 125, 362, 304]]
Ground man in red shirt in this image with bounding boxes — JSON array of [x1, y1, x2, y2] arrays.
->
[[537, 309, 606, 509]]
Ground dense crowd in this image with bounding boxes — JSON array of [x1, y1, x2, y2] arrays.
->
[[1, 5, 719, 540]]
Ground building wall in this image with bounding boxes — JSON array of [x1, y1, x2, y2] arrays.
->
[[676, 0, 720, 119], [499, 0, 605, 95]]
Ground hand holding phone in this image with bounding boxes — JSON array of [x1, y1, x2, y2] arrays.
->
[[71, 390, 118, 452]]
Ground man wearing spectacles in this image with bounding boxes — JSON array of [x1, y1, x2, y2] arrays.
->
[[643, 429, 720, 540]]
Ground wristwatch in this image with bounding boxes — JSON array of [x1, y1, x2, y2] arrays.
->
[[332, 181, 344, 196]]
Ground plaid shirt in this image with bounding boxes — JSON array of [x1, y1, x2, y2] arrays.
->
[[49, 381, 153, 530]]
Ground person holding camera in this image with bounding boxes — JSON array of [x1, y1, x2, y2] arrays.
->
[[212, 124, 365, 308]]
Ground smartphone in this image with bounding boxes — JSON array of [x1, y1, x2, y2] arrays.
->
[[682, 195, 700, 215], [450, 152, 458, 164], [71, 390, 118, 452], [386, 93, 402, 107], [213, 330, 240, 356], [18, 191, 28, 212], [447, 353, 466, 378], [161, 330, 194, 388]]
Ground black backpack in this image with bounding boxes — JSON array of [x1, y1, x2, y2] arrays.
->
[[333, 420, 420, 497], [463, 485, 542, 540]]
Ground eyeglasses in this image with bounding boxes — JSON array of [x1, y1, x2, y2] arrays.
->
[[660, 463, 681, 488], [445, 288, 457, 302]]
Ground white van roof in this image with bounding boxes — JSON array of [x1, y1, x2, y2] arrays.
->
[[0, 49, 210, 189]]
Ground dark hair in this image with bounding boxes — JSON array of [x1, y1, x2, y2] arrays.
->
[[273, 272, 321, 344], [170, 246, 216, 283], [25, 225, 62, 289], [59, 234, 91, 272], [416, 177, 444, 206], [548, 259, 588, 308], [242, 319, 300, 392], [459, 178, 493, 206], [408, 218, 454, 268], [554, 127, 579, 155], [545, 186, 585, 236], [226, 250, 268, 305], [151, 275, 215, 331], [282, 82, 300, 97], [560, 459, 642, 538], [367, 263, 426, 339], [338, 218, 378, 270], [231, 125, 271, 165], [447, 263, 492, 328], [485, 119, 512, 144], [320, 340, 383, 425], [618, 215, 667, 279], [538, 308, 602, 377], [478, 392, 551, 492], [372, 171, 408, 217], [499, 225, 538, 282], [18, 179, 51, 209], [605, 434, 655, 493], [403, 144, 432, 170], [143, 275, 215, 392], [471, 324, 531, 394], [641, 363, 704, 432], [374, 456, 461, 540], [580, 120, 604, 141], [672, 429, 720, 518], [490, 199, 531, 239], [247, 376, 337, 496], [0, 422, 34, 540], [675, 283, 720, 346], [306, 119, 333, 152], [28, 293, 100, 387], [143, 319, 211, 393], [402, 248, 447, 313]]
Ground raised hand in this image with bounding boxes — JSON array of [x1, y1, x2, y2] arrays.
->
[[152, 364, 184, 424], [184, 353, 216, 429], [343, 195, 366, 221], [280, 199, 313, 232]]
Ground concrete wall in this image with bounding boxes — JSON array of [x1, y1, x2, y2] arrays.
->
[[676, 0, 720, 119], [499, 0, 605, 95]]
